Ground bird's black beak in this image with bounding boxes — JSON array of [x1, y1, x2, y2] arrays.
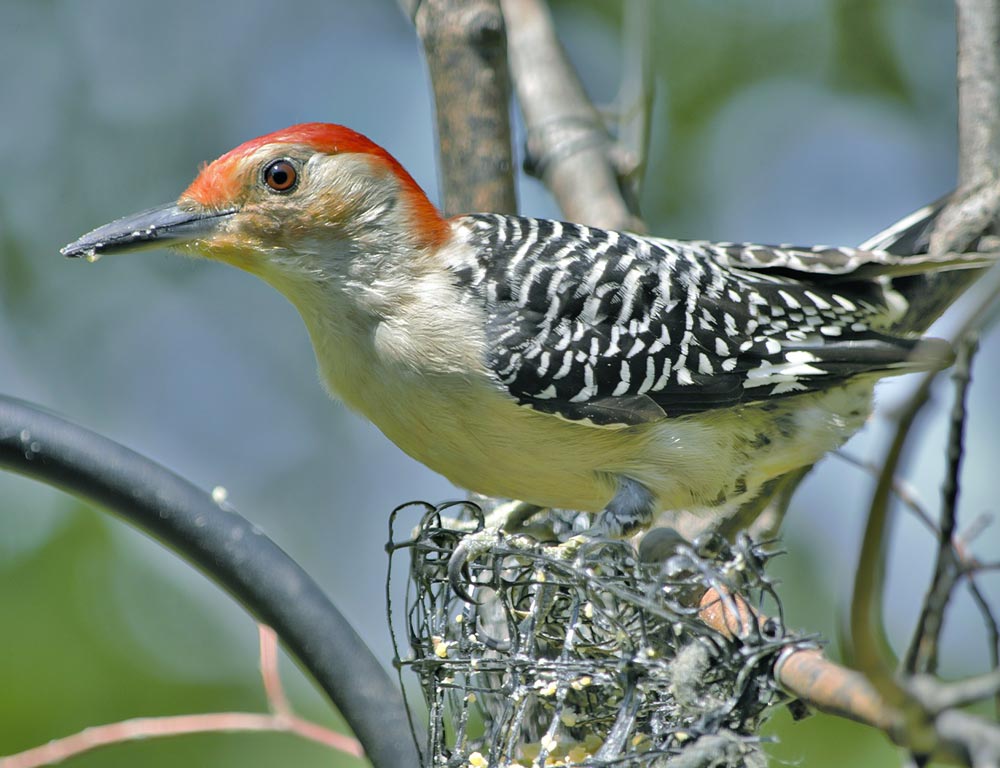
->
[[61, 203, 236, 260]]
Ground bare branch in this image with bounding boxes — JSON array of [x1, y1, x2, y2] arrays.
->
[[902, 0, 1000, 331], [851, 375, 925, 707], [835, 450, 937, 534], [905, 334, 980, 675], [956, 0, 1000, 191], [259, 625, 293, 718], [910, 669, 1000, 713], [412, 0, 517, 215], [847, 264, 1000, 759], [0, 712, 362, 768], [699, 584, 1000, 765], [0, 621, 366, 768], [502, 0, 644, 232], [966, 579, 1000, 716]]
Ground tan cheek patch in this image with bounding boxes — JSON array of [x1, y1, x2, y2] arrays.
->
[[312, 190, 368, 231]]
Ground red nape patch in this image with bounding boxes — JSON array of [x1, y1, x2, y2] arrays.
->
[[181, 123, 450, 248]]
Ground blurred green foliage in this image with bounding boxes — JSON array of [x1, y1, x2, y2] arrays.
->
[[0, 503, 356, 767]]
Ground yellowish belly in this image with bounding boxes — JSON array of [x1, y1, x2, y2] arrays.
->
[[342, 370, 875, 516]]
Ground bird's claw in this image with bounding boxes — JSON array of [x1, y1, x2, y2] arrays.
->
[[447, 526, 503, 603], [434, 499, 543, 536], [442, 501, 546, 603]]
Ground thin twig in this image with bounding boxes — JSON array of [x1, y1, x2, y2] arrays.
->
[[905, 334, 980, 675], [940, 338, 978, 550], [834, 450, 936, 534], [835, 450, 992, 571], [957, 513, 994, 550], [966, 579, 1000, 716], [839, 444, 1000, 717], [0, 712, 362, 768], [258, 625, 293, 718], [909, 668, 1000, 713], [0, 623, 364, 768], [850, 374, 936, 711]]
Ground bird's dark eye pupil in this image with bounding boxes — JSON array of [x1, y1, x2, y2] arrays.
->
[[264, 160, 297, 192]]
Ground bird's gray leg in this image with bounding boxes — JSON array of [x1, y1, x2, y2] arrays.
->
[[447, 479, 657, 601], [484, 500, 545, 532], [448, 479, 654, 601], [589, 475, 657, 539]]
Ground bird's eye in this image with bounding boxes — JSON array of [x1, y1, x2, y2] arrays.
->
[[262, 159, 298, 193]]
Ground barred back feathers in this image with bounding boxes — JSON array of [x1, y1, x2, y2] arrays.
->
[[449, 214, 950, 427]]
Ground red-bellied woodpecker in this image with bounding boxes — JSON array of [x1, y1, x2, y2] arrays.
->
[[62, 123, 991, 540]]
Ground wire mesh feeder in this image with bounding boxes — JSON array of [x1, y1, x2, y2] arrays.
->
[[387, 501, 817, 768]]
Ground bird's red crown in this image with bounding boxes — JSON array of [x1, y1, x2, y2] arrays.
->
[[183, 123, 449, 248]]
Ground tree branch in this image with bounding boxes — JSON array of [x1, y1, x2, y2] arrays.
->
[[847, 265, 1000, 760], [905, 334, 979, 675], [613, 0, 654, 213], [900, 0, 1000, 332], [502, 0, 644, 232], [702, 585, 1000, 765], [410, 0, 517, 215], [956, 0, 1000, 192]]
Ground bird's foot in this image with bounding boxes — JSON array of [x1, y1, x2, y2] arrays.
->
[[446, 480, 654, 601], [449, 524, 561, 602], [447, 528, 593, 606], [442, 501, 548, 602], [484, 499, 545, 532], [447, 526, 503, 603], [436, 499, 544, 535], [497, 478, 657, 575], [584, 475, 656, 540]]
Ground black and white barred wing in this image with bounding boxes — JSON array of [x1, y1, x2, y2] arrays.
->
[[454, 215, 947, 427]]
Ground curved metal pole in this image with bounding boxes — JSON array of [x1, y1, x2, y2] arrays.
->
[[0, 395, 419, 768]]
